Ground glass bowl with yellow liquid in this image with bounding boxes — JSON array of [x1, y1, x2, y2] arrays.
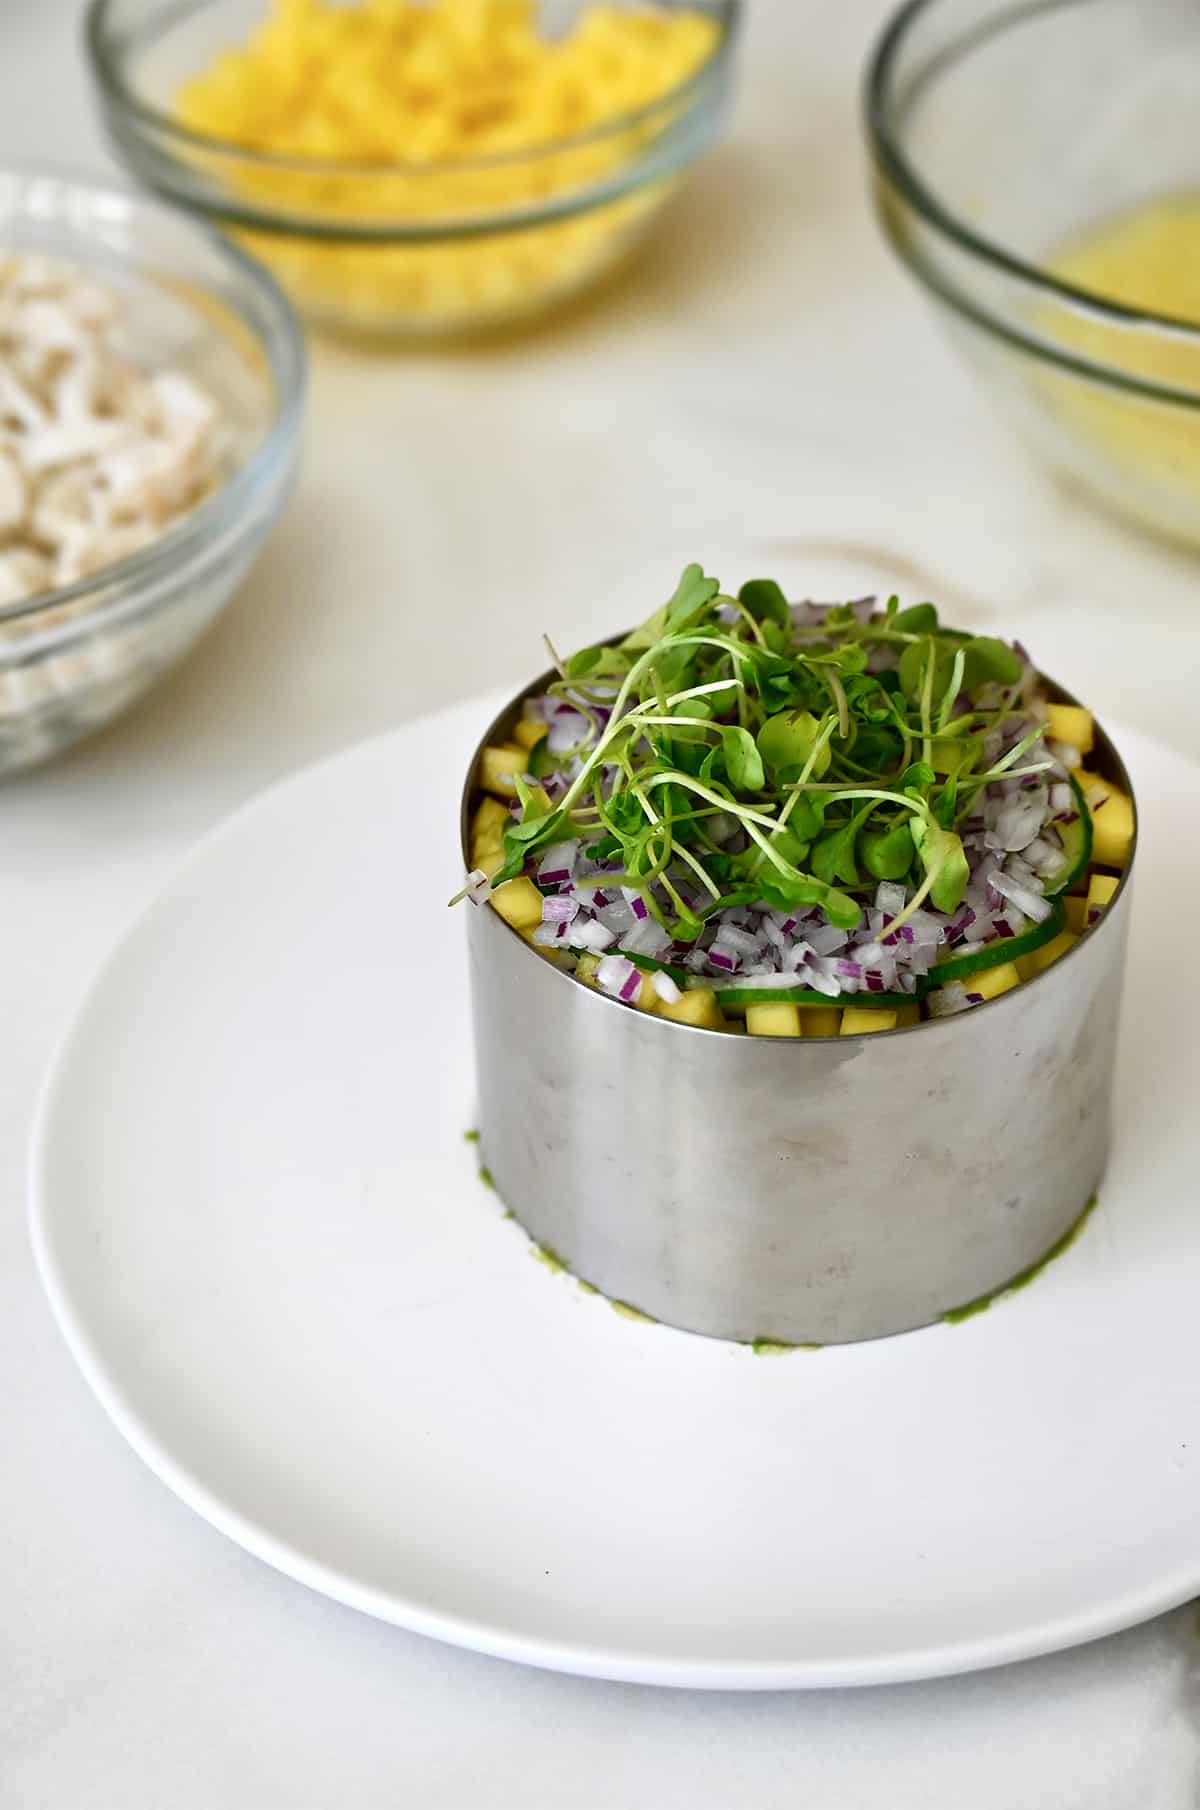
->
[[87, 0, 740, 339], [866, 0, 1200, 549]]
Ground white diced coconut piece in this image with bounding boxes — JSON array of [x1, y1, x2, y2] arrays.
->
[[0, 447, 27, 537], [0, 546, 52, 605]]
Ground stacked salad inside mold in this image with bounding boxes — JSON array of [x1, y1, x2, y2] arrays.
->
[[457, 568, 1135, 1036]]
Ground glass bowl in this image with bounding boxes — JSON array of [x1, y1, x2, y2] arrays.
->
[[0, 168, 304, 775], [85, 0, 741, 339], [865, 0, 1200, 549]]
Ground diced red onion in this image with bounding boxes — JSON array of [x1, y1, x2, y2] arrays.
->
[[576, 918, 616, 952], [807, 924, 849, 956], [597, 954, 639, 1000], [989, 871, 1053, 922], [1049, 738, 1082, 770], [715, 925, 762, 958], [536, 840, 579, 884], [929, 982, 971, 1017], [542, 895, 578, 925]]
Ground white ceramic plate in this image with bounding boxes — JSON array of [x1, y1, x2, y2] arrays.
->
[[30, 700, 1200, 1690]]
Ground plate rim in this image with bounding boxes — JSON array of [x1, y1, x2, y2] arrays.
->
[[28, 704, 1200, 1691]]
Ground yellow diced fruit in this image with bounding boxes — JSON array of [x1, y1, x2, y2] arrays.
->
[[840, 1007, 898, 1035], [529, 943, 571, 969], [799, 1007, 841, 1037], [1076, 769, 1114, 809], [894, 1003, 922, 1028], [636, 976, 659, 1014], [473, 847, 504, 880], [512, 717, 546, 753], [957, 961, 1020, 1001], [473, 797, 510, 839], [1089, 790, 1135, 868], [489, 876, 543, 933], [1045, 704, 1094, 754], [1086, 871, 1120, 922], [1016, 931, 1079, 981], [480, 744, 527, 797], [656, 988, 725, 1030], [575, 953, 600, 987], [1064, 895, 1088, 933], [746, 1002, 803, 1038]]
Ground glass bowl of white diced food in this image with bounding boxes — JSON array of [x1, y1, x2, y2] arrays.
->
[[0, 168, 303, 774]]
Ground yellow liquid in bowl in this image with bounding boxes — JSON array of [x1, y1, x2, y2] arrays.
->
[[1040, 196, 1200, 528]]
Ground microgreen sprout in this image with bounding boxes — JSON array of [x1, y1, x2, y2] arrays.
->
[[481, 567, 1053, 939]]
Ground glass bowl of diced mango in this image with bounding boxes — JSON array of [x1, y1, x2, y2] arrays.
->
[[87, 0, 740, 338]]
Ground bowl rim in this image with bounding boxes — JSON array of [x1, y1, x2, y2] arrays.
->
[[85, 0, 741, 180], [864, 0, 1200, 390], [0, 163, 305, 634], [457, 627, 1137, 1045]]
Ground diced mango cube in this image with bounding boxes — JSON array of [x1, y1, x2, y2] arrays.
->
[[799, 1006, 841, 1038], [1076, 769, 1114, 809], [1046, 704, 1094, 754], [574, 953, 600, 987], [746, 1002, 803, 1037], [473, 796, 510, 838], [657, 987, 725, 1030], [480, 744, 528, 797], [636, 976, 660, 1014], [473, 847, 504, 880], [512, 716, 546, 752], [840, 1007, 898, 1035], [1064, 895, 1088, 933], [1089, 790, 1134, 868], [1086, 871, 1120, 921], [1016, 931, 1079, 980], [894, 1002, 922, 1028], [957, 961, 1020, 1001], [489, 876, 543, 932]]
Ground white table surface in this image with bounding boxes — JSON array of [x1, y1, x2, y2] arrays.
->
[[4, 2, 1200, 1805]]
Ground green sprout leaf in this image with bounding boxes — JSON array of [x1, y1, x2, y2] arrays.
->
[[738, 578, 791, 629], [459, 575, 1055, 1013], [911, 816, 970, 915], [859, 820, 914, 881], [890, 601, 939, 635], [756, 709, 832, 780], [721, 725, 765, 793], [960, 636, 1023, 691]]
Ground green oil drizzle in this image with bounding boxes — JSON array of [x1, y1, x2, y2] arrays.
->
[[477, 1164, 495, 1190], [611, 1299, 655, 1324], [531, 1242, 566, 1275], [748, 1337, 823, 1355], [943, 1193, 1099, 1325], [463, 1129, 480, 1144]]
